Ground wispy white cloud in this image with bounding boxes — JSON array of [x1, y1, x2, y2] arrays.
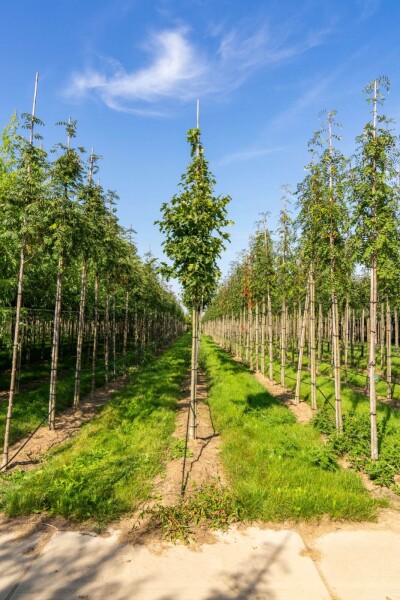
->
[[217, 146, 283, 166], [64, 21, 332, 115], [267, 46, 369, 133], [357, 0, 381, 20], [268, 73, 338, 132]]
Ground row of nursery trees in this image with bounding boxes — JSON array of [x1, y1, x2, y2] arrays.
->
[[0, 75, 184, 469], [204, 77, 400, 461]]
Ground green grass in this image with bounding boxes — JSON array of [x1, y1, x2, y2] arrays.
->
[[201, 336, 379, 522], [229, 337, 400, 491], [0, 334, 191, 524], [265, 356, 400, 490]]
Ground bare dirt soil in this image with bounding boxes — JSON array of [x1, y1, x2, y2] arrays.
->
[[118, 370, 226, 549], [253, 370, 314, 423]]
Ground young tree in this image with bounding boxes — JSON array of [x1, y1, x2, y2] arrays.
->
[[48, 119, 84, 429], [352, 77, 399, 459], [158, 120, 232, 439], [1, 75, 48, 468]]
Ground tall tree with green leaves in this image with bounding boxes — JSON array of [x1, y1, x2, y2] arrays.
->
[[352, 77, 399, 459], [158, 121, 232, 439], [1, 75, 48, 468], [48, 119, 84, 429]]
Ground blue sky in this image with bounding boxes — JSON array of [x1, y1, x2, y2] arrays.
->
[[1, 0, 400, 297]]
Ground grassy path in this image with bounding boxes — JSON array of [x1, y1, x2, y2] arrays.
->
[[0, 334, 191, 524], [201, 336, 378, 522]]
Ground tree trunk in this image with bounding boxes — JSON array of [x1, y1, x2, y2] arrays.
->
[[332, 292, 342, 432], [386, 297, 392, 401], [261, 297, 266, 376], [361, 308, 365, 358], [255, 302, 259, 373], [112, 293, 116, 377], [104, 295, 110, 384], [249, 305, 254, 370], [49, 256, 64, 430], [73, 259, 87, 408], [343, 297, 349, 383], [310, 267, 317, 411], [380, 303, 385, 372], [189, 305, 198, 440], [280, 300, 286, 386], [369, 258, 378, 459], [122, 291, 129, 376], [91, 275, 99, 395], [267, 288, 273, 380], [1, 244, 25, 469], [294, 274, 310, 405], [317, 302, 323, 368]]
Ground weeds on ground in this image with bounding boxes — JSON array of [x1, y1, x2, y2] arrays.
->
[[139, 481, 239, 543], [167, 438, 194, 460], [264, 356, 400, 495], [312, 407, 400, 491]]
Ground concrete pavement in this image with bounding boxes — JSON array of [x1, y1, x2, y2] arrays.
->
[[1, 521, 399, 599]]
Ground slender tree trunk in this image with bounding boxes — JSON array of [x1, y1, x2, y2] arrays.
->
[[369, 257, 378, 459], [1, 244, 25, 469], [343, 297, 349, 383], [394, 307, 399, 353], [261, 297, 266, 376], [15, 332, 22, 394], [249, 305, 254, 370], [280, 300, 286, 386], [310, 267, 317, 410], [49, 256, 64, 430], [91, 276, 99, 395], [267, 288, 273, 380], [189, 305, 198, 439], [112, 294, 116, 377], [122, 291, 129, 376], [317, 302, 323, 368], [295, 274, 310, 405], [380, 303, 385, 372], [386, 297, 392, 401], [245, 306, 250, 364], [332, 292, 342, 432], [73, 259, 87, 408], [361, 308, 365, 358], [104, 295, 110, 384], [255, 302, 259, 373]]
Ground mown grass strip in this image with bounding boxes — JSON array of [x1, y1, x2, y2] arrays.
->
[[0, 334, 191, 524], [201, 336, 379, 522]]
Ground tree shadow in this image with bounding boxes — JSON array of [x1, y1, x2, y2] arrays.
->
[[1, 523, 302, 600]]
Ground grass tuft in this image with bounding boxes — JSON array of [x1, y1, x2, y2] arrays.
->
[[140, 481, 239, 543]]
